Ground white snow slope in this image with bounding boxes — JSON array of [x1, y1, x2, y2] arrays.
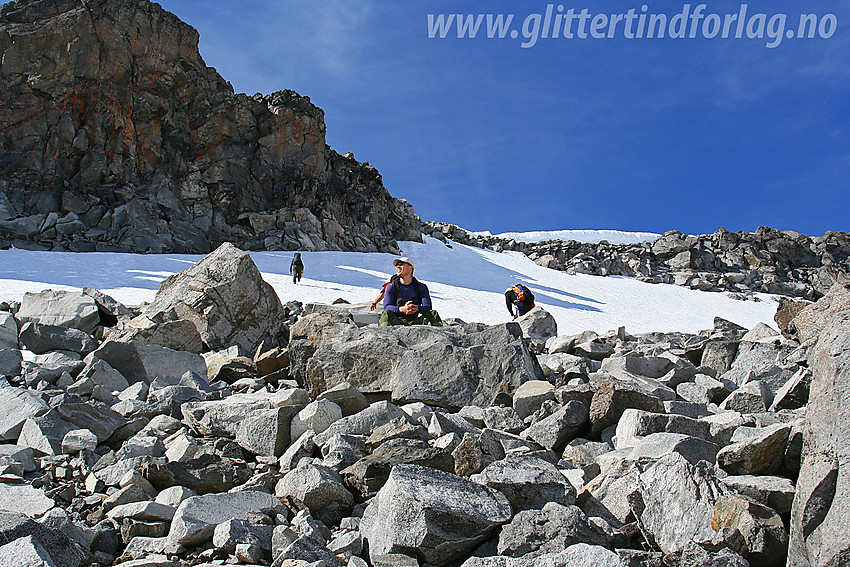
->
[[0, 237, 777, 336]]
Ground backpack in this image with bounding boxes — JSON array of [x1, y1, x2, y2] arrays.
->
[[512, 284, 535, 308], [393, 277, 422, 307]]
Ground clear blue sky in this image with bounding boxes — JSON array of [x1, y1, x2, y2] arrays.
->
[[156, 1, 849, 237]]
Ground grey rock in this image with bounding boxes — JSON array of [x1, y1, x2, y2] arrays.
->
[[342, 438, 453, 498], [360, 464, 512, 565], [88, 340, 206, 386], [483, 405, 525, 434], [512, 380, 555, 420], [54, 399, 127, 442], [120, 537, 183, 561], [371, 553, 418, 567], [0, 311, 17, 349], [429, 410, 481, 438], [316, 381, 370, 417], [275, 463, 353, 526], [0, 535, 61, 567], [212, 519, 273, 554], [521, 401, 588, 453], [588, 378, 666, 437], [717, 423, 793, 475], [74, 358, 128, 393], [0, 380, 49, 441], [573, 340, 615, 360], [181, 393, 274, 438], [721, 475, 796, 514], [769, 367, 811, 411], [0, 445, 36, 473], [719, 380, 772, 413], [497, 502, 610, 557], [18, 322, 97, 355], [102, 484, 151, 513], [677, 541, 749, 567], [82, 288, 134, 318], [0, 348, 23, 378], [279, 430, 317, 472], [154, 486, 197, 508], [0, 484, 55, 517], [628, 432, 720, 466], [109, 317, 204, 355], [713, 494, 788, 567], [138, 243, 285, 352], [143, 454, 251, 494], [313, 401, 409, 446], [720, 339, 797, 395], [16, 290, 100, 334], [107, 501, 176, 522], [272, 534, 343, 567], [701, 338, 740, 376], [471, 453, 576, 511], [167, 490, 284, 547], [546, 335, 576, 355], [236, 406, 298, 457], [61, 429, 98, 453], [788, 282, 850, 342], [290, 399, 343, 441], [614, 409, 713, 450], [602, 354, 696, 389], [561, 438, 612, 469], [17, 410, 76, 455], [517, 306, 558, 351], [0, 511, 87, 567], [583, 456, 643, 525], [630, 452, 730, 555], [290, 313, 543, 409]]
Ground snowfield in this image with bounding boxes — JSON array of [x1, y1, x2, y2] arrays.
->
[[0, 236, 778, 336]]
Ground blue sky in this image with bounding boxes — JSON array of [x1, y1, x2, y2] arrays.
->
[[156, 1, 849, 237]]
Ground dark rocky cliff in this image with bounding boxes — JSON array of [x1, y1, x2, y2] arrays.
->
[[0, 0, 421, 253]]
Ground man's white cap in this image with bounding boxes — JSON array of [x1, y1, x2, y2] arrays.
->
[[393, 257, 414, 268]]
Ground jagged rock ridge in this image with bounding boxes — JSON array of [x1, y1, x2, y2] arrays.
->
[[0, 0, 421, 254], [424, 222, 850, 300]]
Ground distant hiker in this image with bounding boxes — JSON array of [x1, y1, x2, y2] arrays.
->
[[505, 284, 535, 320], [371, 274, 399, 311], [380, 257, 443, 326], [290, 253, 304, 284]]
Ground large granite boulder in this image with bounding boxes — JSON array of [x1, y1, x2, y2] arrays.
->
[[290, 313, 544, 409], [630, 452, 731, 555], [132, 243, 284, 352], [360, 464, 512, 565]]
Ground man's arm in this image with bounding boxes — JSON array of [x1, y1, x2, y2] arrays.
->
[[383, 282, 401, 313], [417, 282, 432, 313], [505, 290, 515, 315]]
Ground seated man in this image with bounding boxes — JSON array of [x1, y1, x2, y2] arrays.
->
[[379, 257, 443, 326], [505, 284, 535, 320]]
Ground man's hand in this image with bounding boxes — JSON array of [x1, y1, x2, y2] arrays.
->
[[400, 301, 419, 315]]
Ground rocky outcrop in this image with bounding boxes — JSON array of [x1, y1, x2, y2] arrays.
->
[[0, 0, 421, 254], [0, 245, 847, 567], [289, 311, 544, 409], [787, 284, 850, 567], [425, 222, 850, 300]]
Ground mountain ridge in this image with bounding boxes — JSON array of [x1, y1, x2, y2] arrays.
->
[[0, 0, 420, 254]]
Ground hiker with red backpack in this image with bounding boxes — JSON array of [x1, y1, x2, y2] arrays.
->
[[379, 257, 443, 326], [505, 284, 535, 320]]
